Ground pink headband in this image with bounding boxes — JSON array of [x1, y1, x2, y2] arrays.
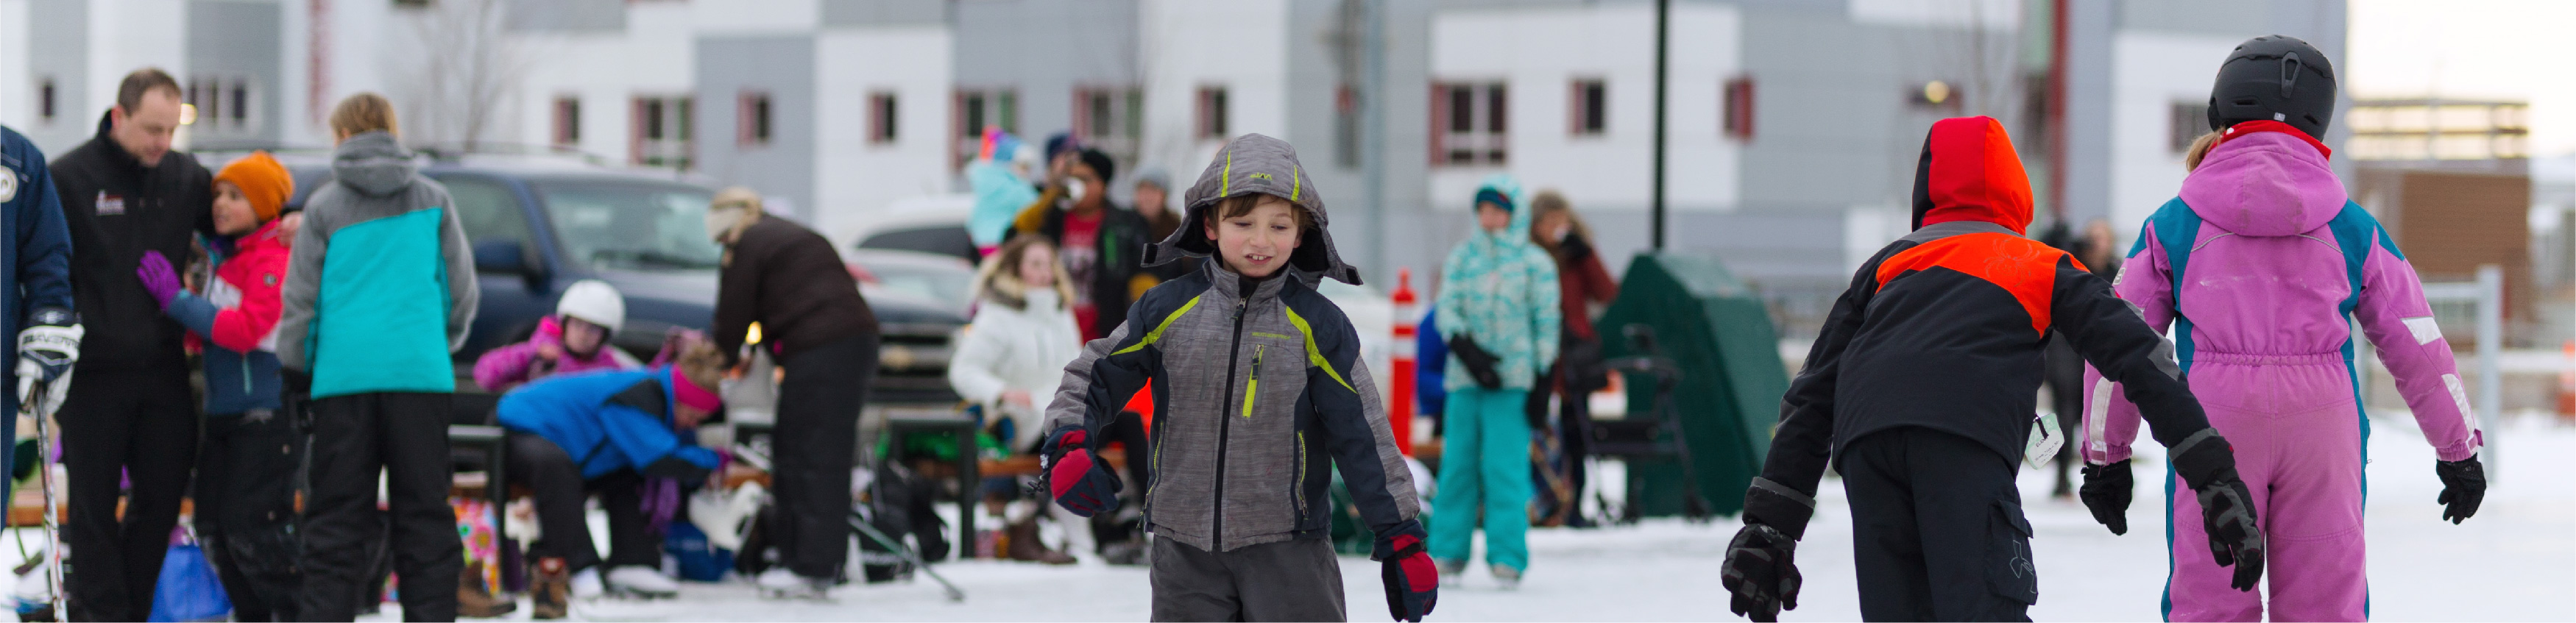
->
[[670, 367, 722, 413]]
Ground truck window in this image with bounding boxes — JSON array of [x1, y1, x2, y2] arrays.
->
[[439, 176, 536, 261]]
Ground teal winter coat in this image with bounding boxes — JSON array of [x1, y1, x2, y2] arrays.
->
[[1434, 175, 1560, 392]]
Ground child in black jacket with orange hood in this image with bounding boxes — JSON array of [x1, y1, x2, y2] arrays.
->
[[1717, 117, 2267, 622]]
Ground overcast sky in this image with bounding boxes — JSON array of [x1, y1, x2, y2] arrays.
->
[[2348, 0, 2576, 156]]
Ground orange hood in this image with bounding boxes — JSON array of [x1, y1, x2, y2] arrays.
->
[[1910, 116, 2034, 235]]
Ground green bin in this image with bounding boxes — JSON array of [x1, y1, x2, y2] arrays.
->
[[1594, 253, 1789, 519]]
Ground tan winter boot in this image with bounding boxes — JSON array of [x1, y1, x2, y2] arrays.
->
[[528, 557, 570, 620], [1003, 518, 1075, 565], [457, 560, 517, 618]]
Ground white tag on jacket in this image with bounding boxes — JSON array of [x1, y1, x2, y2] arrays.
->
[[2403, 316, 2443, 345], [96, 191, 124, 216], [2025, 412, 2064, 469]]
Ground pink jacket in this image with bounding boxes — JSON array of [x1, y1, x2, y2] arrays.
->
[[473, 316, 638, 391], [2081, 128, 2483, 464]]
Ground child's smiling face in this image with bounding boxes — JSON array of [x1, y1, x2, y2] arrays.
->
[[1205, 196, 1303, 279]]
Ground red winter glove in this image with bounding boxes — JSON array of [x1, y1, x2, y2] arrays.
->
[[1375, 521, 1437, 622], [1041, 428, 1122, 517]]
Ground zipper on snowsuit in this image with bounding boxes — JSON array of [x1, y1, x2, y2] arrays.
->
[[1294, 431, 1307, 518], [1212, 296, 1249, 546]]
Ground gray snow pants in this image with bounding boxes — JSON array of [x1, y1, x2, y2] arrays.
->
[[1150, 536, 1346, 622]]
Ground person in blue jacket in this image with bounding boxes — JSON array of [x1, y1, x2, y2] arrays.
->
[[0, 122, 77, 505], [497, 341, 726, 618], [1415, 307, 1447, 435]]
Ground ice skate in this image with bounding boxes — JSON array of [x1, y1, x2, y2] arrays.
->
[[755, 568, 835, 602], [1492, 565, 1522, 591], [1437, 559, 1465, 588], [603, 566, 680, 599]]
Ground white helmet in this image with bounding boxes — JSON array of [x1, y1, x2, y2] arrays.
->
[[556, 280, 626, 334]]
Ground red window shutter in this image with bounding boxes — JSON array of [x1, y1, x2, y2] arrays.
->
[[1428, 84, 1447, 166]]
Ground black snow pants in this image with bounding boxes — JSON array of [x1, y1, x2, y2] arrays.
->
[[197, 408, 305, 622], [1149, 536, 1347, 622], [61, 366, 197, 622], [297, 392, 461, 622], [1841, 427, 2038, 622], [771, 334, 877, 580], [506, 432, 659, 572]]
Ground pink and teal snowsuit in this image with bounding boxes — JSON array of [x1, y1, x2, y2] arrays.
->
[[2081, 125, 2485, 622]]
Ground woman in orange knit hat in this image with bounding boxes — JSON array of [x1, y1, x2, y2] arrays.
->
[[134, 150, 305, 620]]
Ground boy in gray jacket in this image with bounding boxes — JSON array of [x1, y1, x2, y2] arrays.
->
[[1041, 134, 1437, 622]]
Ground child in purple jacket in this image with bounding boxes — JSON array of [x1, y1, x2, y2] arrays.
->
[[473, 280, 637, 391], [2080, 36, 2486, 622]]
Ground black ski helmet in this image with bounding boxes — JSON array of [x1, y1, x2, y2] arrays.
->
[[2206, 35, 2338, 139]]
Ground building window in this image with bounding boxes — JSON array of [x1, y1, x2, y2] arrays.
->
[[1571, 79, 1607, 136], [868, 92, 898, 144], [1723, 76, 1755, 142], [1430, 82, 1507, 166], [1074, 87, 1143, 140], [551, 96, 581, 146], [738, 92, 772, 146], [2170, 101, 2210, 153], [1196, 86, 1230, 140], [38, 78, 56, 124], [956, 90, 1020, 138], [632, 96, 693, 169], [185, 75, 257, 135], [954, 88, 1020, 168], [1074, 86, 1144, 163]]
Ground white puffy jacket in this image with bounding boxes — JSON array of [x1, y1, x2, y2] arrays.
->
[[947, 288, 1083, 452]]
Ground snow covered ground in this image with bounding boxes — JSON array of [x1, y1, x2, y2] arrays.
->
[[7, 413, 2571, 622]]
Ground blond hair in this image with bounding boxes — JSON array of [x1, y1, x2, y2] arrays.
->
[[2183, 131, 2223, 171], [674, 341, 727, 393], [973, 234, 1078, 311], [329, 93, 400, 138], [1527, 189, 1592, 251]]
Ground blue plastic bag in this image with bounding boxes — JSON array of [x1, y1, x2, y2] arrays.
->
[[665, 521, 733, 583], [148, 542, 230, 622]]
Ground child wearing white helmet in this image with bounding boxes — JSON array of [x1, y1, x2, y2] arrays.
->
[[473, 280, 640, 391]]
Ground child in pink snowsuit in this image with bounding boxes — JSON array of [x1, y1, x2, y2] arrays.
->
[[2081, 36, 2487, 623], [473, 280, 638, 391]]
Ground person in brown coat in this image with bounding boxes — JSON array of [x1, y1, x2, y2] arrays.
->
[[705, 187, 881, 599], [1526, 190, 1618, 527]]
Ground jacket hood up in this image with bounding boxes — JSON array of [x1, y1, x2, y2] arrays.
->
[[2178, 124, 2346, 238], [1910, 116, 2034, 235], [331, 131, 420, 197], [1471, 174, 1533, 243], [1147, 133, 1363, 285]]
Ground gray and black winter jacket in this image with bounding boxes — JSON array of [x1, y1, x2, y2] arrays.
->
[[1044, 134, 1418, 553]]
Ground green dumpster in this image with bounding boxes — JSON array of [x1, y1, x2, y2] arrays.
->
[[1594, 253, 1790, 519]]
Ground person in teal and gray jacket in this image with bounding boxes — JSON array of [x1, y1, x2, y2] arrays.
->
[[274, 93, 480, 622], [1430, 174, 1560, 589]]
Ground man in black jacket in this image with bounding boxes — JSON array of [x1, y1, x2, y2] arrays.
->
[[46, 68, 216, 622], [706, 187, 880, 600]]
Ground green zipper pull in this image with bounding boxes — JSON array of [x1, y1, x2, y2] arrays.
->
[[1241, 345, 1264, 419]]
